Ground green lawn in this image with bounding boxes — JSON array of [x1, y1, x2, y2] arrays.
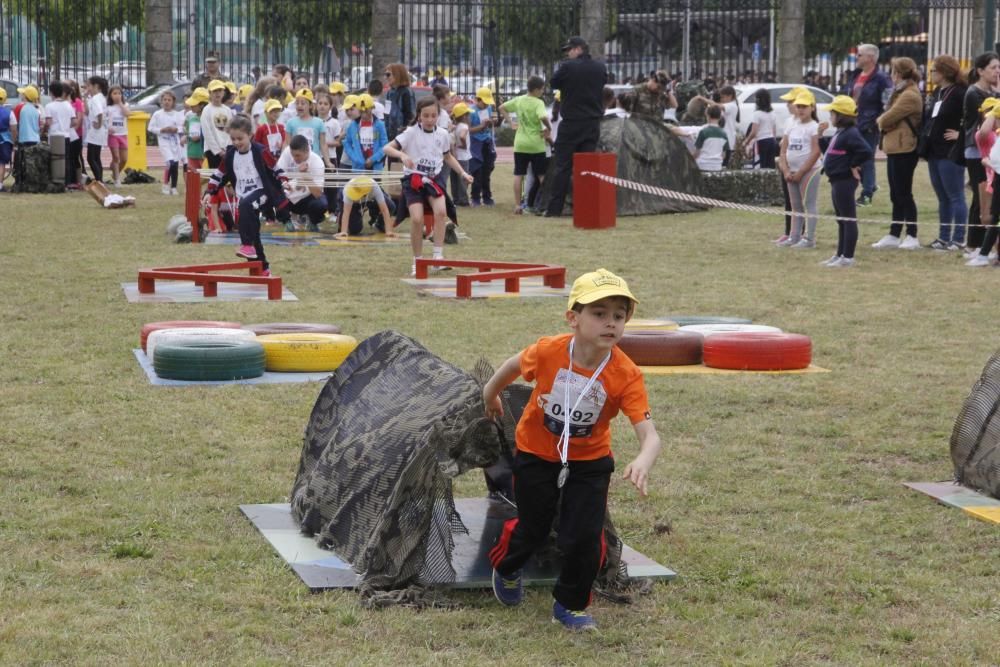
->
[[1, 166, 998, 665]]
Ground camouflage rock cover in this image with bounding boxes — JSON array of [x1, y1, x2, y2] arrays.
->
[[11, 143, 65, 194], [700, 169, 786, 207], [537, 115, 706, 216], [291, 331, 639, 600], [951, 351, 1000, 498]]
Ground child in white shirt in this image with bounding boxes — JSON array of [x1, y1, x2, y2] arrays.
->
[[148, 90, 186, 195]]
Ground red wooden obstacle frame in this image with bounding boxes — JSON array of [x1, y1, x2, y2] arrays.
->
[[137, 261, 283, 300], [413, 259, 566, 299]]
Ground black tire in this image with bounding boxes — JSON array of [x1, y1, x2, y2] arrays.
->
[[153, 339, 266, 381]]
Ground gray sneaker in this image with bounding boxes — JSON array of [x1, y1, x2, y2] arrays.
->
[[791, 238, 815, 249], [830, 257, 856, 268], [777, 237, 798, 247]]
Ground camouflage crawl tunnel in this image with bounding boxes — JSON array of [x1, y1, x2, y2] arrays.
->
[[290, 331, 637, 599], [951, 351, 1000, 498], [538, 114, 707, 216]]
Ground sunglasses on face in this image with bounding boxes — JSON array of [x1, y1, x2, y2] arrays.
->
[[383, 72, 392, 78]]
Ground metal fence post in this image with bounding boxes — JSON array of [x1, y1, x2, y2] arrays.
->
[[986, 0, 997, 51], [682, 0, 691, 80]]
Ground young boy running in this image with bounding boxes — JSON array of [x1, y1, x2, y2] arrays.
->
[[482, 268, 662, 631], [500, 76, 551, 214]]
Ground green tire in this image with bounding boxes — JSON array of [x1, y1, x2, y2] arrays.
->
[[153, 339, 266, 381]]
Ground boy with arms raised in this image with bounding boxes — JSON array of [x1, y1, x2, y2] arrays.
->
[[482, 269, 662, 631]]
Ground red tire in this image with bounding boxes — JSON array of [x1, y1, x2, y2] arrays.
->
[[140, 320, 242, 352], [702, 333, 812, 371], [244, 323, 343, 336], [617, 330, 704, 366]]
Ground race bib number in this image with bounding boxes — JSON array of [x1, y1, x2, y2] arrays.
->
[[416, 157, 438, 175], [188, 120, 201, 141], [112, 117, 126, 131], [539, 369, 607, 438], [932, 101, 942, 118], [267, 131, 282, 154]]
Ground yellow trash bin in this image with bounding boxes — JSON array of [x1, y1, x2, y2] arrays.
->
[[124, 111, 150, 171]]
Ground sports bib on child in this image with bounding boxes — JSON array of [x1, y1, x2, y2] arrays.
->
[[541, 368, 608, 439]]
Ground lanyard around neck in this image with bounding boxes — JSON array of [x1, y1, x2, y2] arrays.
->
[[557, 338, 610, 469]]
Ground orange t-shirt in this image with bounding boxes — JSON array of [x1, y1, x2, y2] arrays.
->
[[515, 333, 652, 462]]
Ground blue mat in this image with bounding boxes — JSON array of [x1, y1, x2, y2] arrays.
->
[[133, 349, 332, 386], [240, 499, 676, 591]]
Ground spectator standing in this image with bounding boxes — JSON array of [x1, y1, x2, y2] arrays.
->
[[544, 36, 607, 217], [632, 71, 671, 120], [845, 43, 892, 206], [924, 55, 968, 250], [743, 88, 778, 168], [872, 57, 924, 249], [85, 76, 109, 183], [500, 76, 551, 214], [960, 52, 1000, 255], [193, 51, 228, 90], [384, 63, 416, 142]]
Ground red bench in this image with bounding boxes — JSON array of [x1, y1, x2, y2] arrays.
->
[[137, 261, 283, 300], [414, 259, 566, 299]]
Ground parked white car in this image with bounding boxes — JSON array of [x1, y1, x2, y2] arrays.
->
[[733, 83, 835, 136]]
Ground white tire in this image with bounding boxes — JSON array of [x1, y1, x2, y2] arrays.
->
[[146, 327, 258, 362], [678, 324, 783, 338]]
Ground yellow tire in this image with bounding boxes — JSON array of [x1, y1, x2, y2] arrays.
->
[[625, 318, 678, 331], [255, 333, 359, 372]]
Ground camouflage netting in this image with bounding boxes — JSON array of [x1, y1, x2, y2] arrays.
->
[[950, 351, 1000, 498], [538, 115, 707, 216], [11, 143, 65, 194], [291, 330, 645, 606], [700, 169, 786, 207]]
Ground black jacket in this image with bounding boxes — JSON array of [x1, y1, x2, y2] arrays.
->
[[924, 83, 966, 161], [206, 142, 290, 215], [823, 126, 874, 182], [550, 55, 607, 121]]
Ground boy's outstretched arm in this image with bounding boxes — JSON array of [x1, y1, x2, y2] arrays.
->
[[481, 353, 522, 420], [623, 420, 662, 497]]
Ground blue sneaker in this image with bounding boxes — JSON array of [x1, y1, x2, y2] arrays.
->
[[552, 600, 597, 631], [491, 568, 523, 606]]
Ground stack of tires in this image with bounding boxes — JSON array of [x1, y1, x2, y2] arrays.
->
[[141, 320, 266, 381], [140, 321, 359, 380], [618, 316, 813, 371]]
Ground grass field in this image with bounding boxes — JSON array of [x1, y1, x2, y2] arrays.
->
[[2, 166, 999, 666]]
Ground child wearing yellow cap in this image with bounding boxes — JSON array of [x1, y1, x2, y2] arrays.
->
[[777, 90, 822, 249], [449, 102, 473, 206], [201, 80, 234, 169], [819, 96, 874, 268], [481, 268, 662, 631], [468, 86, 498, 206], [184, 88, 209, 172]]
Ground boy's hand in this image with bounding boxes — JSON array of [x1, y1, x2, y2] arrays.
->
[[463, 172, 474, 184], [483, 391, 504, 420], [622, 453, 656, 497]]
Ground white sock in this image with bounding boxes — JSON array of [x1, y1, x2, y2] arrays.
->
[[433, 246, 444, 259]]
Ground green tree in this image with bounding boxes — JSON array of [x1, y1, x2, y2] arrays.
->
[[24, 0, 143, 78], [804, 2, 917, 63], [484, 1, 579, 73], [256, 1, 371, 75]]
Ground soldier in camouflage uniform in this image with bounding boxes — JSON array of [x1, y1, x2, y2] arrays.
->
[[631, 71, 675, 122]]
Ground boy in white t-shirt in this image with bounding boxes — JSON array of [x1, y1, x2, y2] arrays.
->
[[44, 81, 79, 186], [276, 134, 328, 231], [200, 80, 234, 169], [85, 76, 110, 182]]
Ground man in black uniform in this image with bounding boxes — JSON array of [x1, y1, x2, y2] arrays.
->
[[544, 36, 607, 217]]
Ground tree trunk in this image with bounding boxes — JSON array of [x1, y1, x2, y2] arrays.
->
[[145, 0, 174, 86], [371, 0, 400, 84], [778, 0, 805, 84], [581, 0, 606, 58]]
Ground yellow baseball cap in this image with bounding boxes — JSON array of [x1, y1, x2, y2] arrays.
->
[[823, 95, 858, 117], [329, 81, 347, 94], [475, 86, 495, 105], [342, 94, 360, 110], [451, 102, 471, 119], [224, 81, 237, 94], [792, 90, 816, 106], [17, 85, 39, 102], [0, 88, 6, 103], [779, 86, 808, 101], [356, 93, 375, 111], [980, 97, 1000, 114], [345, 176, 376, 201], [567, 268, 638, 313], [238, 84, 254, 99], [263, 99, 283, 113], [185, 87, 210, 106], [554, 90, 561, 102], [295, 88, 314, 102], [207, 79, 226, 92]]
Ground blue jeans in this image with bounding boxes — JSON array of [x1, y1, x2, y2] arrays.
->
[[859, 127, 879, 198], [927, 158, 968, 244]]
